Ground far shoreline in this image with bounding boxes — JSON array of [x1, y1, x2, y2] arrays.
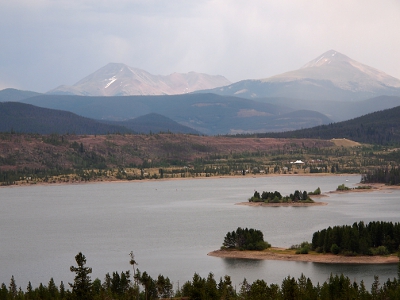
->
[[1, 173, 360, 189], [208, 248, 399, 264]]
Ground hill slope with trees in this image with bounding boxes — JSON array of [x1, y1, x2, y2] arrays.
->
[[0, 102, 131, 135], [252, 105, 400, 145], [108, 113, 202, 135]]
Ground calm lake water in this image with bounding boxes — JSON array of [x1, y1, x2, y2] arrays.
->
[[1, 175, 399, 289]]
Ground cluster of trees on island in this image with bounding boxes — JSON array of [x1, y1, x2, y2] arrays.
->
[[222, 227, 271, 251], [221, 222, 400, 258], [249, 188, 321, 203], [311, 221, 400, 256], [2, 251, 400, 300]]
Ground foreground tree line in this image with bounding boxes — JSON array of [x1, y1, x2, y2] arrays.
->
[[2, 251, 400, 300]]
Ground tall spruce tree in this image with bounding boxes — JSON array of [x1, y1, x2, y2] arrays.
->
[[69, 252, 92, 300]]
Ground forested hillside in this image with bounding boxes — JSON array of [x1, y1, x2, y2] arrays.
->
[[21, 93, 331, 134], [0, 102, 132, 135], [252, 106, 400, 145]]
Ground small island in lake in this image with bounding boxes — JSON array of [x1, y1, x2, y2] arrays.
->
[[237, 187, 327, 207], [209, 222, 400, 264]]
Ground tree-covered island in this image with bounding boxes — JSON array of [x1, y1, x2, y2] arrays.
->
[[248, 188, 321, 204], [213, 222, 400, 263]]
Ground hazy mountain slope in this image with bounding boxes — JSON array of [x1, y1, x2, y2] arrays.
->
[[200, 50, 400, 101], [107, 113, 202, 135], [0, 88, 42, 102], [0, 102, 132, 135], [256, 95, 400, 122], [257, 105, 400, 145], [21, 93, 331, 134], [47, 63, 231, 96]]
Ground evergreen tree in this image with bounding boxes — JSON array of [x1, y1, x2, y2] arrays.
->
[[8, 276, 17, 299], [48, 277, 58, 298], [69, 252, 92, 300]]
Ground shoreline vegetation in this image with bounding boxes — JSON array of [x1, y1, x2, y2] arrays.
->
[[0, 172, 356, 188]]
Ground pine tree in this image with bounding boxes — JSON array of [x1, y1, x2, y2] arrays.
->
[[69, 252, 93, 300], [8, 275, 17, 299]]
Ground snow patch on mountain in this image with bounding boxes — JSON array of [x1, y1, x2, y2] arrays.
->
[[105, 76, 117, 89]]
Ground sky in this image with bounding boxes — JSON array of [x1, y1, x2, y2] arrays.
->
[[1, 0, 400, 93]]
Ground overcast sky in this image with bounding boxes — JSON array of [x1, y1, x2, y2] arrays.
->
[[1, 0, 400, 92]]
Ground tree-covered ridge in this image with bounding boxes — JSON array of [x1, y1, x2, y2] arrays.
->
[[311, 221, 400, 256], [222, 227, 271, 251], [249, 105, 400, 145], [361, 166, 400, 185], [0, 102, 133, 135], [249, 189, 315, 203], [2, 252, 400, 299]]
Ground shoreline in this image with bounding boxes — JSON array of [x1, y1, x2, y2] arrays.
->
[[1, 173, 360, 189], [208, 248, 399, 264]]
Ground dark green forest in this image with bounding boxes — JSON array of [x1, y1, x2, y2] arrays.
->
[[1, 252, 400, 300], [243, 105, 400, 145], [311, 221, 400, 255]]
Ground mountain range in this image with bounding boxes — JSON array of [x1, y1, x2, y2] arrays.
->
[[201, 50, 400, 102], [47, 63, 231, 96], [2, 49, 400, 135]]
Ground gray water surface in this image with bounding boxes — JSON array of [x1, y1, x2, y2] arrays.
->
[[0, 175, 398, 289]]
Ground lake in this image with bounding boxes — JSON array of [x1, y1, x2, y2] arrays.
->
[[0, 175, 399, 290]]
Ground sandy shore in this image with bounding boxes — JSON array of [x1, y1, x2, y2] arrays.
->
[[208, 248, 399, 264]]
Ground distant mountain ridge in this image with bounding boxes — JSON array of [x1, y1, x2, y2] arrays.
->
[[0, 88, 41, 102], [106, 113, 202, 135], [47, 63, 231, 96], [200, 50, 400, 101], [21, 93, 332, 135], [0, 102, 200, 135]]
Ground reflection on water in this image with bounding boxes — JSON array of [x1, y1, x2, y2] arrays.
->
[[223, 257, 264, 269]]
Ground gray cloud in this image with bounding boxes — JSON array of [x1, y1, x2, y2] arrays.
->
[[1, 0, 400, 92]]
